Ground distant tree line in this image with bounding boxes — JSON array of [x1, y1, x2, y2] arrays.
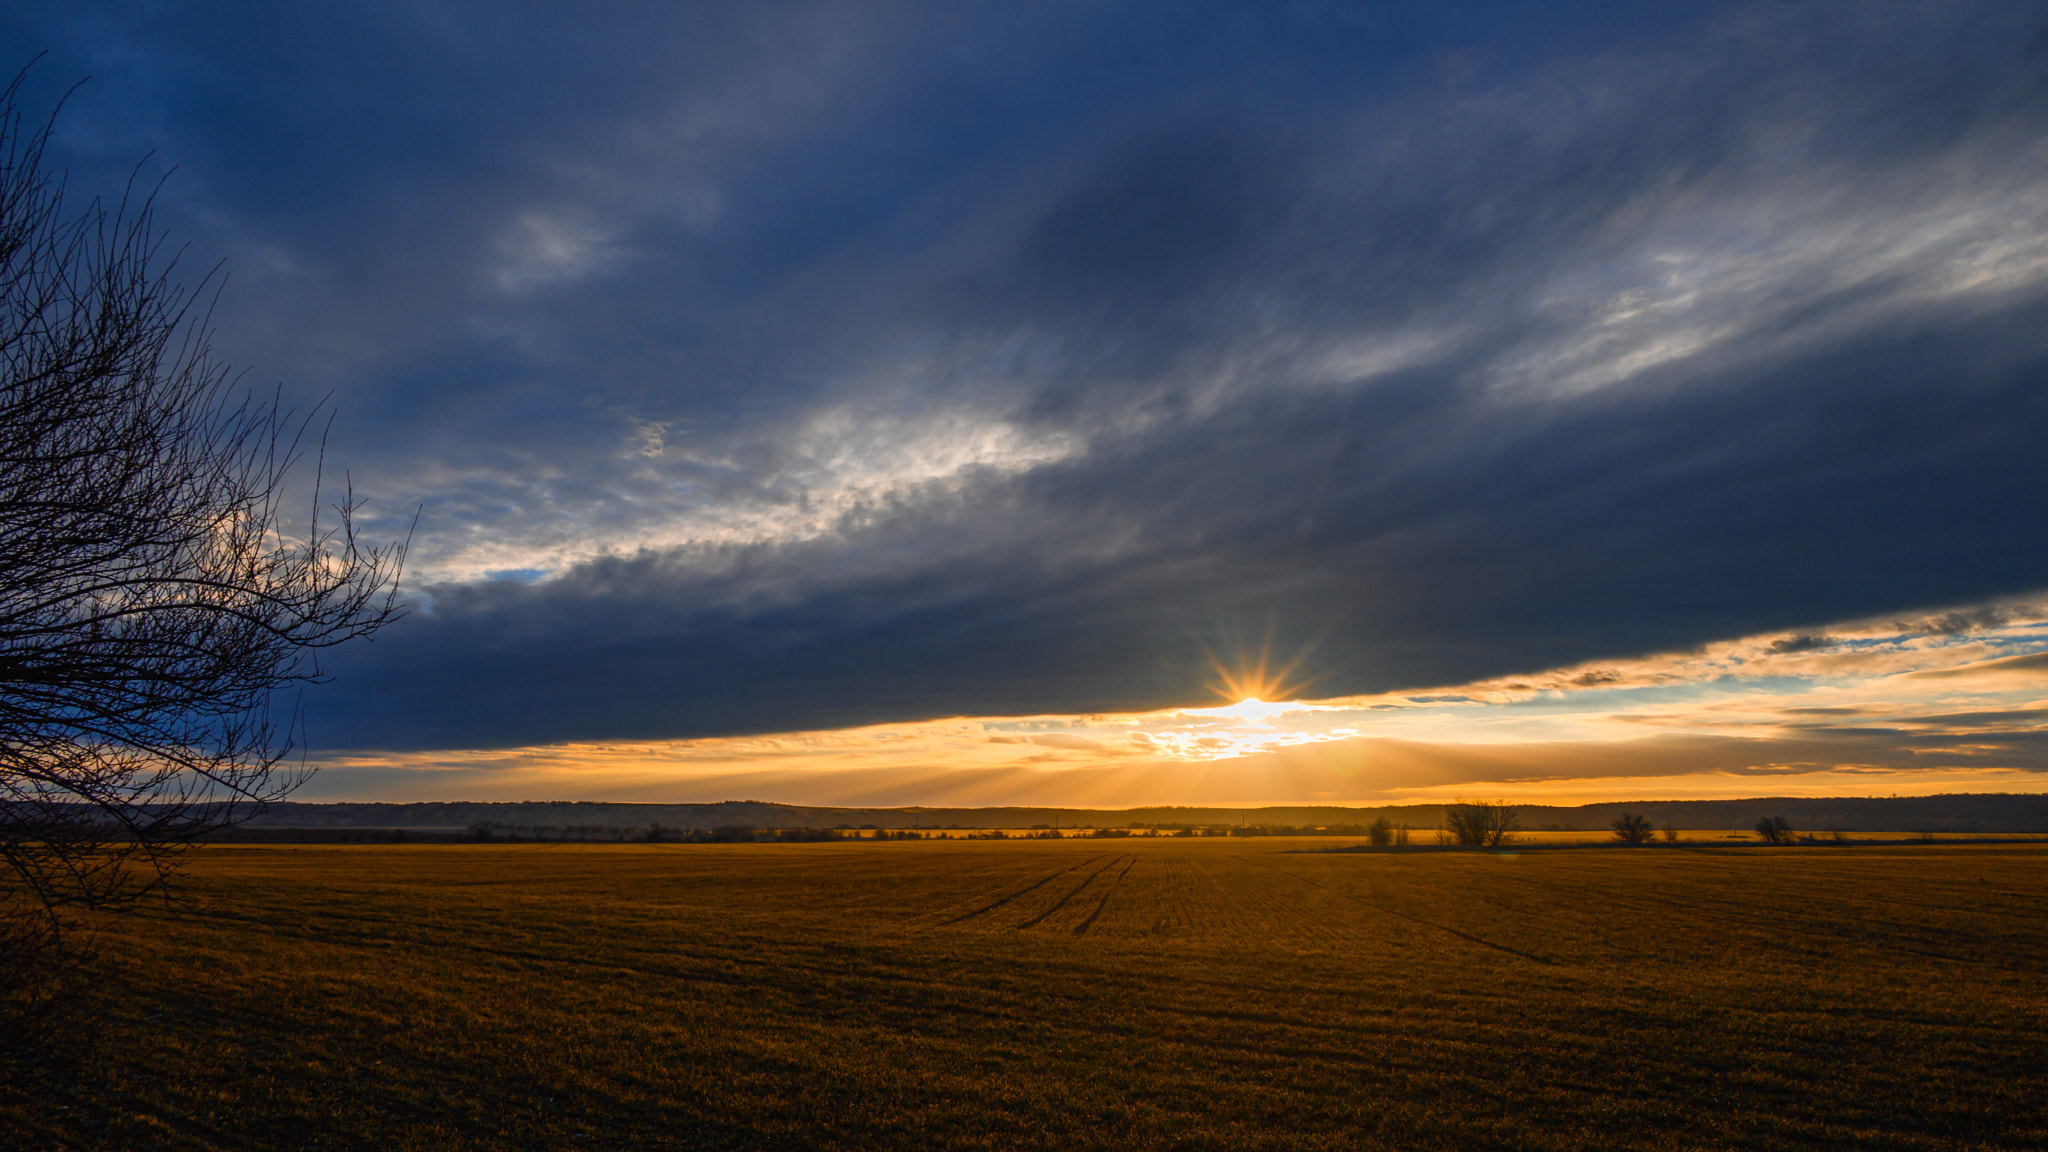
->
[[199, 809, 2014, 848], [234, 794, 2048, 837]]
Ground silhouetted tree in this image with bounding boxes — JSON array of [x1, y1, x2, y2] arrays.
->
[[1754, 816, 1794, 844], [1367, 816, 1394, 846], [1611, 813, 1655, 846], [1444, 800, 1519, 847], [1660, 823, 1679, 843], [0, 67, 406, 1034]]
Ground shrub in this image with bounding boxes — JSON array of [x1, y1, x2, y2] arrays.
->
[[1444, 800, 1520, 847], [1754, 816, 1794, 844], [1611, 813, 1655, 846]]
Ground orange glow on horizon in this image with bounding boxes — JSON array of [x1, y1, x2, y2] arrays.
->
[[300, 597, 2048, 807]]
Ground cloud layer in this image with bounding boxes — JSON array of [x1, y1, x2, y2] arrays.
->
[[6, 1, 2046, 761]]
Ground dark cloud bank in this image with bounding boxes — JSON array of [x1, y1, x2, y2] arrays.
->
[[6, 2, 2046, 751]]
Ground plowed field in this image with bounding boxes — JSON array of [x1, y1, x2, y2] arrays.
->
[[6, 839, 2045, 1150]]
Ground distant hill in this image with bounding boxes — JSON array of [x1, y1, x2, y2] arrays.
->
[[239, 793, 2048, 834]]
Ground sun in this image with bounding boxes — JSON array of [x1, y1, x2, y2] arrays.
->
[[1196, 688, 1310, 717], [1202, 627, 1318, 712], [1212, 696, 1307, 722]]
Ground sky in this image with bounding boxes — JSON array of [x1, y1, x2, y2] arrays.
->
[[5, 1, 2046, 807]]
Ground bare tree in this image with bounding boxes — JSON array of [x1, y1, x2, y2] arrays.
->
[[1754, 816, 1794, 844], [1443, 800, 1519, 847], [1610, 812, 1654, 846], [0, 68, 405, 1027], [1367, 816, 1394, 846]]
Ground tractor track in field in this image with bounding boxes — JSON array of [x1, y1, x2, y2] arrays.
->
[[938, 854, 1110, 926], [1072, 855, 1138, 935], [1015, 854, 1131, 930], [1235, 856, 1558, 966]]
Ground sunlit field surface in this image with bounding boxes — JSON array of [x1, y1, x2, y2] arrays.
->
[[9, 840, 2046, 1150]]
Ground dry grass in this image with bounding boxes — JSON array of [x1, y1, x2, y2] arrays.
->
[[6, 839, 2046, 1150]]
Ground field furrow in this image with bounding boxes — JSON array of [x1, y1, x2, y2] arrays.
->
[[925, 851, 1111, 927], [1071, 854, 1136, 935], [1008, 853, 1128, 930]]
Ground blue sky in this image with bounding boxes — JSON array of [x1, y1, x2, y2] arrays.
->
[[7, 1, 2046, 803]]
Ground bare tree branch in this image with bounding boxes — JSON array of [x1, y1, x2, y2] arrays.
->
[[0, 64, 408, 1039]]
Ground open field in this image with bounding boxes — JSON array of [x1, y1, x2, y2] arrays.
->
[[7, 840, 2047, 1150]]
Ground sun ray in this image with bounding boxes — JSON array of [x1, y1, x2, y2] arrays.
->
[[1203, 620, 1318, 706]]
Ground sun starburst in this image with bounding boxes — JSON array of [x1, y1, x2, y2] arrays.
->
[[1205, 628, 1314, 708]]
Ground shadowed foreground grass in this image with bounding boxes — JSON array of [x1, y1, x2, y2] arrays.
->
[[5, 840, 2045, 1150]]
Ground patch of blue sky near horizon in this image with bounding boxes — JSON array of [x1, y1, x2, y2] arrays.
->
[[301, 596, 2048, 807]]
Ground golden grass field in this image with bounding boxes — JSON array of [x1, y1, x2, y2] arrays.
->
[[7, 839, 2046, 1150]]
